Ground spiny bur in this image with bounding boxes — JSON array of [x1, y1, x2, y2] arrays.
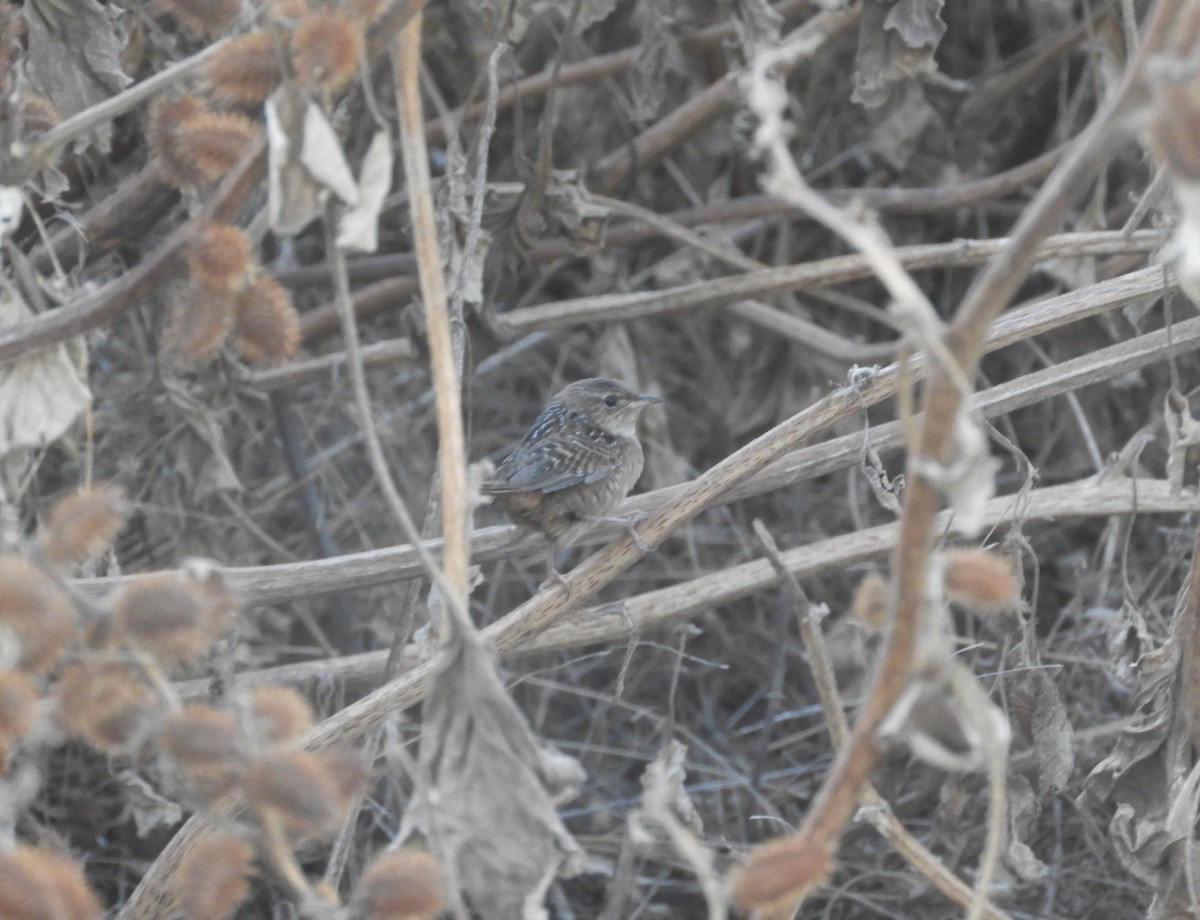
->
[[205, 31, 283, 106], [160, 0, 242, 37], [248, 685, 313, 746], [0, 846, 102, 920], [291, 10, 364, 93], [243, 749, 361, 838], [0, 556, 77, 675], [850, 571, 889, 632], [0, 670, 36, 772], [55, 660, 159, 753], [160, 110, 258, 187], [943, 548, 1020, 615], [110, 571, 232, 667], [151, 94, 206, 186], [354, 849, 446, 920], [176, 831, 256, 920], [165, 284, 236, 362], [233, 275, 300, 364], [732, 833, 835, 917], [39, 483, 129, 566], [188, 223, 255, 291], [160, 704, 244, 801]]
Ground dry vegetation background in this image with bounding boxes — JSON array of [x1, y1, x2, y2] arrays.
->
[[6, 0, 1200, 917]]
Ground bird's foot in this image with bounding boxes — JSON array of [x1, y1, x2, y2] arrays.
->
[[593, 512, 652, 552]]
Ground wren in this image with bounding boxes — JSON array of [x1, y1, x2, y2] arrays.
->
[[483, 378, 661, 584]]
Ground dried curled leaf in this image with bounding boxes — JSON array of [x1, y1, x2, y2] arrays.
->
[[0, 286, 90, 460], [852, 0, 946, 108], [23, 0, 131, 155]]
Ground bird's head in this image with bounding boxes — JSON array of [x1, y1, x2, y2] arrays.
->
[[552, 378, 662, 438]]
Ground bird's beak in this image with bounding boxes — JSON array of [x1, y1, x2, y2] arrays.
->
[[636, 393, 663, 405]]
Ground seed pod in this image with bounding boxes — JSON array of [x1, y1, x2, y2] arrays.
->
[[188, 224, 255, 291], [110, 572, 232, 667], [0, 556, 77, 675], [206, 31, 283, 106], [354, 849, 445, 920], [0, 846, 102, 920], [176, 831, 256, 920], [233, 275, 300, 364], [248, 686, 312, 745], [291, 10, 363, 93], [56, 660, 159, 753], [160, 704, 244, 800], [39, 484, 129, 566]]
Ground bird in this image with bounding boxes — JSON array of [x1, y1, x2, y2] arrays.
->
[[483, 378, 662, 586]]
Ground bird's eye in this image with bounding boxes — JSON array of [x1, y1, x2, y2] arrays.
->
[[603, 395, 618, 408]]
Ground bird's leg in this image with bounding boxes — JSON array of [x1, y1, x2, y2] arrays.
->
[[542, 543, 572, 595], [591, 511, 652, 552]]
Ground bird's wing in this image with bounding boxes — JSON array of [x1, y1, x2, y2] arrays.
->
[[484, 435, 616, 494]]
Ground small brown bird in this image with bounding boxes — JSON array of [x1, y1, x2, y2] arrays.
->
[[483, 378, 661, 583]]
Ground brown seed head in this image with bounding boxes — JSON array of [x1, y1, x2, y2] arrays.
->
[[732, 833, 834, 915], [206, 31, 283, 106], [40, 483, 129, 566], [291, 10, 363, 93], [850, 571, 889, 632], [233, 275, 300, 364], [176, 831, 256, 920], [0, 556, 77, 675], [243, 749, 354, 837], [150, 95, 206, 186], [248, 685, 312, 745], [0, 670, 37, 771], [943, 548, 1020, 614], [188, 223, 255, 291], [0, 846, 103, 920], [56, 660, 159, 752], [165, 283, 236, 362], [355, 849, 446, 920], [172, 111, 259, 186], [160, 704, 244, 800], [110, 571, 232, 666]]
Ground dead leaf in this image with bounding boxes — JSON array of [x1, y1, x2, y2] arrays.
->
[[408, 619, 584, 919], [852, 0, 946, 109], [1164, 389, 1200, 494], [630, 741, 724, 918], [115, 770, 183, 838], [629, 0, 689, 122], [867, 82, 937, 171], [474, 0, 620, 42], [0, 188, 22, 244], [337, 130, 393, 253], [300, 102, 358, 206], [542, 170, 613, 248], [23, 0, 131, 154], [0, 285, 90, 458], [265, 85, 361, 234]]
